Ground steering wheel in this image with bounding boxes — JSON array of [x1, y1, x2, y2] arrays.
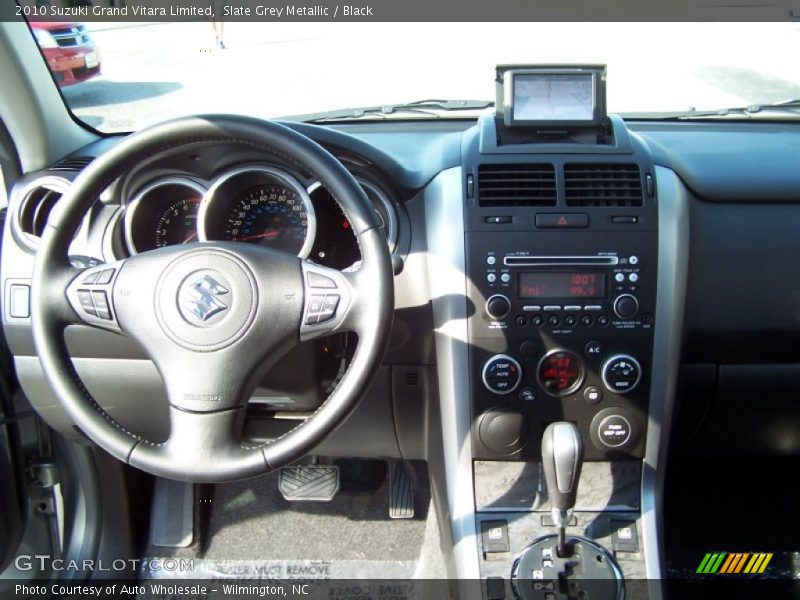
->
[[30, 115, 394, 482]]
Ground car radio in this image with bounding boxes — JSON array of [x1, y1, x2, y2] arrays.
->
[[465, 229, 657, 462]]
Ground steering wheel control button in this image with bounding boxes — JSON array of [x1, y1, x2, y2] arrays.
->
[[485, 294, 511, 320], [583, 386, 602, 405], [537, 350, 585, 397], [482, 354, 522, 395], [319, 294, 340, 323], [305, 295, 325, 324], [155, 251, 257, 351], [601, 354, 642, 394], [519, 387, 537, 403], [96, 268, 115, 285], [613, 294, 639, 319], [306, 271, 336, 289], [91, 291, 112, 320], [77, 290, 97, 317], [82, 271, 101, 284]]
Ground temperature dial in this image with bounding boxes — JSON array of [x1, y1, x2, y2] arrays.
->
[[601, 354, 642, 394], [482, 354, 522, 395]]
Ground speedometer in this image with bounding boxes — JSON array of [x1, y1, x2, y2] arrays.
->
[[199, 166, 316, 258], [223, 184, 309, 254]]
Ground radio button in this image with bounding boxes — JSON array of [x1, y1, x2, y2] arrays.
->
[[544, 305, 561, 312], [584, 305, 602, 311], [487, 256, 497, 266], [597, 315, 610, 327], [482, 354, 523, 395], [581, 315, 593, 327], [522, 305, 541, 312], [514, 315, 527, 327], [613, 294, 639, 319], [487, 273, 497, 283], [548, 315, 561, 327], [485, 294, 511, 319], [564, 305, 582, 311], [629, 256, 639, 265], [614, 273, 625, 283], [532, 315, 545, 327], [601, 354, 642, 394], [564, 314, 577, 327], [500, 273, 511, 283], [628, 273, 639, 283]]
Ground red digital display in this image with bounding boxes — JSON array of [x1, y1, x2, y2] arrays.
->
[[518, 272, 605, 299], [538, 351, 585, 396]]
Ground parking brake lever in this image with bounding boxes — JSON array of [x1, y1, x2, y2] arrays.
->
[[541, 421, 584, 557]]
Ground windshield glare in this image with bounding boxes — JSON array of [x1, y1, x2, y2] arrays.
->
[[32, 21, 800, 132]]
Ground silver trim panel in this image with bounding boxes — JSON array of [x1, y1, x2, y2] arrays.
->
[[641, 166, 690, 595]]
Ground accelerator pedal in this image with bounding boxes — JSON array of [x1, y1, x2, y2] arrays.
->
[[279, 464, 340, 501], [150, 478, 194, 548], [389, 460, 415, 519]]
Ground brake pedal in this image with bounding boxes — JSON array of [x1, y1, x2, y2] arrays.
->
[[150, 478, 194, 548], [389, 460, 415, 519], [279, 465, 340, 501]]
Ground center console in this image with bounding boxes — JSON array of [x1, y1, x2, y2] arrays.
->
[[462, 65, 661, 600]]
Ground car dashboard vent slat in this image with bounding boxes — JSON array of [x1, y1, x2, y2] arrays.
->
[[564, 163, 643, 207], [52, 156, 94, 171], [478, 163, 557, 207]]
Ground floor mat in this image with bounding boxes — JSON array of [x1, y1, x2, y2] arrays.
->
[[143, 460, 447, 579]]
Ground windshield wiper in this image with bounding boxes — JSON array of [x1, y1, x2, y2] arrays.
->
[[282, 99, 494, 123]]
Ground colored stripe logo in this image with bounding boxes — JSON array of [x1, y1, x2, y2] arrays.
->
[[696, 552, 773, 574]]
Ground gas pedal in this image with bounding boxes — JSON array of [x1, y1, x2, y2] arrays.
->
[[279, 464, 340, 501], [389, 460, 415, 519]]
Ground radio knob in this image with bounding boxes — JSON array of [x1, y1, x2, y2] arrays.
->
[[613, 294, 639, 319], [485, 294, 511, 319], [482, 354, 523, 395]]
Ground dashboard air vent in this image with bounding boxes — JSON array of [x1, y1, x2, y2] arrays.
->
[[478, 163, 557, 207], [15, 178, 69, 248], [52, 156, 94, 171], [564, 163, 643, 207]]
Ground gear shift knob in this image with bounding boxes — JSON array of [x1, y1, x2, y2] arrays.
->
[[541, 422, 584, 529]]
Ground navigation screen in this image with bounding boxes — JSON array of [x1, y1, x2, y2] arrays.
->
[[513, 74, 595, 122]]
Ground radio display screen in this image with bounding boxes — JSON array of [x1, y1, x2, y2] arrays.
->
[[518, 272, 606, 299]]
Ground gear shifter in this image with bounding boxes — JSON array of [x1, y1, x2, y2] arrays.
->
[[541, 421, 583, 557]]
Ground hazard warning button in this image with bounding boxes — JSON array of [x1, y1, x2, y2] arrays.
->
[[535, 213, 589, 228]]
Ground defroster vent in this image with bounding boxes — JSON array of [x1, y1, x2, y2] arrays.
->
[[564, 163, 643, 207], [478, 163, 557, 207]]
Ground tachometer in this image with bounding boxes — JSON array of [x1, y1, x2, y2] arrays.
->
[[124, 178, 205, 254], [199, 166, 316, 258]]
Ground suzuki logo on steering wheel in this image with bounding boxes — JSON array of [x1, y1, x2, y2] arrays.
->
[[180, 274, 230, 322]]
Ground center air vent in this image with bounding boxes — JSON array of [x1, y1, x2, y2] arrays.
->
[[478, 163, 556, 207], [14, 178, 69, 249], [564, 163, 643, 207]]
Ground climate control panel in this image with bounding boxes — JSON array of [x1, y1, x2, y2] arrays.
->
[[466, 229, 656, 462]]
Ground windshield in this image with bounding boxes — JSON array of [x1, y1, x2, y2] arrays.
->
[[29, 21, 800, 132]]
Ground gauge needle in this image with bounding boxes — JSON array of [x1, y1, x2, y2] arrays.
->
[[183, 231, 198, 243], [238, 229, 280, 242]]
